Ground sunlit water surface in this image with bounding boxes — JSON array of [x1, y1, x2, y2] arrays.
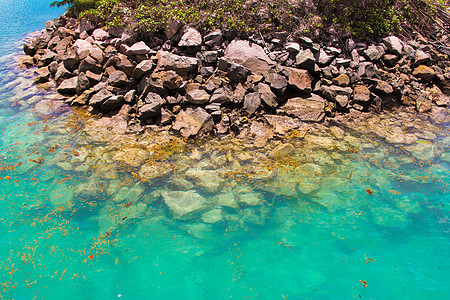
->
[[0, 1, 449, 299]]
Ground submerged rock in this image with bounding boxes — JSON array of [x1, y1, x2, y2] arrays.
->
[[161, 190, 208, 219]]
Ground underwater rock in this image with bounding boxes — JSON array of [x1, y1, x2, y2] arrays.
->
[[268, 143, 295, 158], [185, 168, 224, 193], [214, 191, 240, 209], [201, 209, 223, 223], [238, 192, 263, 206], [371, 206, 408, 228], [161, 190, 208, 219], [113, 148, 147, 167]]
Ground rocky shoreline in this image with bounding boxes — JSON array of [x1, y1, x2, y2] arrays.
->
[[20, 14, 449, 142]]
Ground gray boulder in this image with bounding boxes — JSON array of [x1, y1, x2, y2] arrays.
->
[[244, 92, 261, 116], [178, 27, 202, 47], [126, 41, 151, 56], [224, 39, 275, 75], [264, 72, 288, 93], [155, 50, 199, 77], [320, 85, 353, 101], [101, 95, 124, 112], [295, 49, 316, 71], [108, 70, 128, 87], [257, 83, 278, 108], [57, 77, 78, 95], [92, 28, 109, 41], [364, 45, 385, 61], [383, 36, 404, 55], [89, 88, 113, 107], [133, 60, 153, 79]]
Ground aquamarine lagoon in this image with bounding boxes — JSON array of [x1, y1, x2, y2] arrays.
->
[[0, 1, 449, 299]]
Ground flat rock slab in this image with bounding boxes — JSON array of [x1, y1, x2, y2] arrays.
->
[[172, 107, 212, 138], [282, 94, 325, 122], [264, 115, 305, 135]]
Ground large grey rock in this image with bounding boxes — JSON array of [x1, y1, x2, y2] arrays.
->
[[114, 54, 135, 77], [414, 50, 431, 65], [108, 70, 128, 87], [76, 72, 90, 94], [264, 72, 288, 93], [101, 95, 124, 112], [161, 190, 208, 219], [55, 63, 71, 82], [224, 40, 275, 75], [282, 94, 325, 122], [139, 102, 162, 120], [315, 49, 334, 66], [33, 31, 52, 49], [89, 88, 113, 107], [257, 83, 278, 108], [34, 67, 50, 84], [79, 56, 102, 74], [286, 42, 301, 53], [126, 41, 151, 56], [88, 46, 104, 63], [172, 107, 212, 138], [73, 39, 94, 60], [210, 87, 232, 104], [57, 77, 78, 95], [155, 50, 199, 77], [186, 88, 210, 104], [295, 49, 315, 71], [364, 45, 385, 61], [178, 27, 202, 47], [244, 92, 261, 116], [383, 36, 404, 55], [38, 51, 56, 67], [132, 60, 153, 79], [92, 28, 109, 41], [285, 67, 313, 93], [204, 30, 223, 47]]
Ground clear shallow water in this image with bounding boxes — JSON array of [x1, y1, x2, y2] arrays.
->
[[0, 2, 450, 299]]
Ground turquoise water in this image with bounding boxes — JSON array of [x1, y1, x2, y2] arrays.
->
[[1, 1, 450, 299]]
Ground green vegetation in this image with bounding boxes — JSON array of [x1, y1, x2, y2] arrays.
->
[[51, 0, 449, 40]]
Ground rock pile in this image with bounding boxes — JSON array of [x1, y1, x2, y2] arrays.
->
[[21, 15, 449, 139]]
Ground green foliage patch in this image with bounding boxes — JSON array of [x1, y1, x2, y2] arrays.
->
[[50, 0, 449, 40]]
